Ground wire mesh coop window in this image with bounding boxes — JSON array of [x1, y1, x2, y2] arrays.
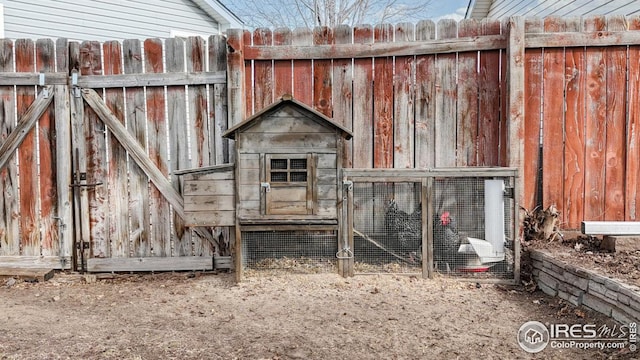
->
[[344, 168, 518, 282], [242, 230, 338, 275]]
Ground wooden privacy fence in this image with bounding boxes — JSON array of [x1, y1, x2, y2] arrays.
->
[[0, 36, 230, 270], [228, 15, 640, 231], [2, 15, 640, 271], [525, 16, 640, 229]]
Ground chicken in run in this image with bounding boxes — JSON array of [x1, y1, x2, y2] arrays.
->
[[433, 211, 466, 272], [384, 199, 422, 261]]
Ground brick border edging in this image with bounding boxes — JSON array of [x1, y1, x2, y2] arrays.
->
[[530, 249, 640, 324]]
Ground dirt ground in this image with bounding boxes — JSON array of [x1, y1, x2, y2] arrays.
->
[[0, 265, 637, 360]]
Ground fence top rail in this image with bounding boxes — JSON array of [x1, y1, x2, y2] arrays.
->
[[241, 34, 507, 60], [0, 71, 226, 87], [342, 167, 519, 179], [241, 29, 640, 61]]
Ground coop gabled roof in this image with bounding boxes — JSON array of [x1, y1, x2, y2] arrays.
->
[[222, 95, 353, 140]]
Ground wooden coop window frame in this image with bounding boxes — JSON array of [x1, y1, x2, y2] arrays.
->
[[262, 153, 318, 216]]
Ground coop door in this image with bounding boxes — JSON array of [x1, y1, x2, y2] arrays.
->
[[264, 154, 315, 215]]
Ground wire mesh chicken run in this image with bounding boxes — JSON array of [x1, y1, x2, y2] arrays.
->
[[343, 168, 519, 283], [242, 230, 338, 275]]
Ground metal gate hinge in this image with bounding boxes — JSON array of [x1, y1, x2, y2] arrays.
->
[[71, 71, 81, 98], [38, 72, 49, 98]]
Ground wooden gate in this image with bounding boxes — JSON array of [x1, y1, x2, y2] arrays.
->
[[0, 36, 231, 272]]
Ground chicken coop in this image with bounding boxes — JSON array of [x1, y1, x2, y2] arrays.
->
[[342, 168, 519, 282], [179, 95, 519, 283], [179, 95, 352, 280]]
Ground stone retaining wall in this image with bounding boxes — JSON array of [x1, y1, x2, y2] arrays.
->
[[531, 250, 640, 324]]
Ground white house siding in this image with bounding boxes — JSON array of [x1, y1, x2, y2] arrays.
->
[[0, 0, 222, 41], [486, 0, 640, 19]]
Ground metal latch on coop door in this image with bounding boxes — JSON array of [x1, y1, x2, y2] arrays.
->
[[261, 182, 271, 193]]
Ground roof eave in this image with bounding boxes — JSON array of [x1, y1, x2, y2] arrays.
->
[[466, 0, 493, 19], [193, 0, 244, 32], [222, 95, 353, 140]]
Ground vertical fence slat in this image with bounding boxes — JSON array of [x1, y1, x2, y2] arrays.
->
[[210, 35, 230, 164], [0, 39, 17, 255], [415, 20, 436, 169], [16, 39, 40, 256], [523, 19, 543, 211], [273, 28, 293, 98], [243, 30, 253, 116], [393, 22, 415, 169], [253, 28, 273, 113], [187, 36, 211, 169], [352, 25, 374, 169], [80, 41, 108, 258], [209, 34, 231, 255], [563, 17, 586, 229], [373, 24, 394, 168], [542, 17, 566, 221], [69, 41, 89, 269], [124, 39, 151, 257], [333, 24, 353, 168], [144, 38, 171, 257], [627, 16, 640, 221], [292, 27, 313, 106], [604, 15, 627, 221], [584, 16, 607, 222], [313, 26, 334, 117], [54, 38, 72, 264], [103, 40, 130, 257], [35, 39, 58, 257], [226, 29, 246, 128], [166, 37, 192, 256], [478, 19, 501, 166], [457, 19, 480, 167], [186, 36, 213, 257], [435, 20, 458, 167], [499, 20, 509, 167]]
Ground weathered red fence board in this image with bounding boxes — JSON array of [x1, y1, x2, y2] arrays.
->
[[36, 38, 58, 257], [81, 41, 108, 258], [523, 18, 543, 211], [166, 37, 192, 257], [333, 24, 353, 168], [313, 27, 334, 118], [144, 38, 171, 257], [253, 28, 273, 112], [628, 16, 640, 221], [124, 38, 151, 257], [187, 36, 214, 257], [0, 39, 18, 256], [393, 22, 415, 169], [457, 19, 480, 167], [373, 24, 394, 168], [542, 17, 566, 222], [352, 25, 374, 169], [563, 18, 586, 228], [16, 39, 39, 256], [478, 19, 501, 167], [604, 15, 627, 221], [583, 16, 607, 222], [273, 28, 293, 99], [103, 40, 130, 258], [414, 20, 436, 169]]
